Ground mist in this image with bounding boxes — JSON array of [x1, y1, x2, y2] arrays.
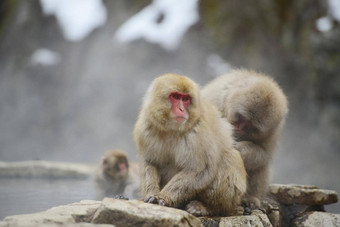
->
[[0, 0, 339, 217]]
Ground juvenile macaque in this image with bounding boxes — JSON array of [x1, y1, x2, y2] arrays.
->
[[94, 149, 141, 200], [134, 73, 247, 216], [202, 69, 288, 209]]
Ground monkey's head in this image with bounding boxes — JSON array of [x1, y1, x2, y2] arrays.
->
[[101, 149, 129, 180], [143, 73, 201, 132], [227, 78, 288, 141]]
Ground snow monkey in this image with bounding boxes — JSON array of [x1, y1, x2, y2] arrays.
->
[[134, 73, 247, 216], [202, 69, 288, 209], [94, 149, 141, 200]]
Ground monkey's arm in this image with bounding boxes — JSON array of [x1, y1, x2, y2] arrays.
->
[[141, 162, 161, 202], [158, 165, 215, 207], [234, 141, 271, 171], [123, 175, 140, 200]]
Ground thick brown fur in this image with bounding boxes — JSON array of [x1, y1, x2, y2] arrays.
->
[[134, 73, 247, 216], [94, 149, 141, 200], [202, 69, 288, 208]]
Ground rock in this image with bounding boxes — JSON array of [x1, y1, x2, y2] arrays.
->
[[91, 198, 202, 226], [0, 161, 95, 178], [3, 200, 102, 226], [279, 204, 321, 227], [262, 196, 281, 227], [291, 211, 340, 227], [267, 209, 280, 227], [0, 223, 112, 227], [1, 184, 339, 227], [269, 184, 338, 206], [199, 210, 273, 227], [218, 210, 273, 227]]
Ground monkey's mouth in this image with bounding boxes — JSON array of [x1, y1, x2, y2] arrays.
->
[[233, 127, 242, 133], [174, 116, 187, 123]]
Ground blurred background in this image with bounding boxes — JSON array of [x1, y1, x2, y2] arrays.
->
[[0, 0, 339, 219]]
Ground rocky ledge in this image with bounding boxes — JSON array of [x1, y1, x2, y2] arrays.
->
[[0, 184, 339, 227], [0, 161, 95, 178]]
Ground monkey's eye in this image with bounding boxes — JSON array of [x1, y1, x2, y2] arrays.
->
[[172, 93, 180, 100], [182, 96, 190, 101]]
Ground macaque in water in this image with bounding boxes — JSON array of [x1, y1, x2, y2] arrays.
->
[[202, 69, 288, 209], [134, 73, 247, 216], [94, 149, 141, 200]]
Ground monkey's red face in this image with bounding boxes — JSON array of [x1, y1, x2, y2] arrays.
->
[[232, 114, 253, 136], [116, 158, 128, 175], [169, 92, 191, 123], [103, 157, 128, 179]]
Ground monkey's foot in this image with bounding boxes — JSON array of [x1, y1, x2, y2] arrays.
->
[[185, 200, 210, 217], [114, 195, 129, 200], [242, 194, 261, 215], [144, 195, 158, 203], [243, 206, 252, 215]]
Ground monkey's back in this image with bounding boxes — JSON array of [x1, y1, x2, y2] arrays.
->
[[202, 69, 288, 133]]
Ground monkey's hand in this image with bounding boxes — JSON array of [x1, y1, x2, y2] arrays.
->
[[233, 141, 268, 171], [185, 200, 210, 217], [144, 194, 168, 206], [144, 195, 158, 204], [233, 141, 248, 154], [155, 193, 172, 206]]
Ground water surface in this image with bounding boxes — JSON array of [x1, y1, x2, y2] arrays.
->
[[0, 177, 96, 219]]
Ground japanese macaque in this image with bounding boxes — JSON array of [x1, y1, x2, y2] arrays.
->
[[133, 73, 247, 216], [94, 149, 141, 200], [202, 69, 288, 209]]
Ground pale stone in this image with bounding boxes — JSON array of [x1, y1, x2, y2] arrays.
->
[[291, 211, 340, 227], [0, 223, 112, 227], [1, 182, 339, 227], [267, 210, 281, 227], [262, 195, 281, 227], [0, 161, 95, 178], [3, 200, 102, 226], [91, 198, 202, 227], [269, 184, 338, 205], [218, 210, 273, 227]]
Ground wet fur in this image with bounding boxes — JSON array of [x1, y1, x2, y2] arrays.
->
[[94, 149, 141, 200]]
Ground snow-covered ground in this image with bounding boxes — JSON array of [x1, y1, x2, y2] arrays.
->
[[40, 0, 107, 41], [30, 48, 60, 66], [39, 0, 199, 49], [115, 0, 199, 50], [316, 0, 340, 32]]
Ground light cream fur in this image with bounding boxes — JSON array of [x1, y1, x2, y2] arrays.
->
[[134, 73, 247, 216], [202, 69, 288, 208]]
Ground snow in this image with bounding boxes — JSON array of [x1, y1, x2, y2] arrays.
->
[[40, 0, 107, 42], [329, 0, 340, 22], [316, 17, 332, 32], [30, 48, 61, 66], [317, 0, 340, 32], [114, 0, 199, 51]]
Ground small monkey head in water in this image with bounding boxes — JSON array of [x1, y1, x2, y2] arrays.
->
[[101, 149, 129, 180]]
